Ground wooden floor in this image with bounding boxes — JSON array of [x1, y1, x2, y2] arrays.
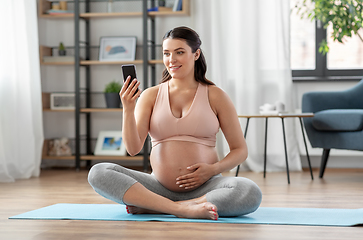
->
[[1, 167, 362, 240]]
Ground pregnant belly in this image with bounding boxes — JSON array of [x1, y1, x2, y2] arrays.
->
[[150, 141, 219, 192]]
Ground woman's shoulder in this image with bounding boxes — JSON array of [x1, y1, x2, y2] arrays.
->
[[136, 84, 161, 111], [140, 84, 160, 99], [207, 84, 230, 101], [207, 84, 235, 113]]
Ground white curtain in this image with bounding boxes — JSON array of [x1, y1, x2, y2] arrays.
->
[[0, 0, 44, 182], [192, 0, 302, 172]]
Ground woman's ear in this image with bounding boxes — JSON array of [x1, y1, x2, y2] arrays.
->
[[194, 49, 201, 61]]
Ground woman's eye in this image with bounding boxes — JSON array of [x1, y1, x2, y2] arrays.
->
[[177, 51, 184, 55], [163, 53, 170, 56]]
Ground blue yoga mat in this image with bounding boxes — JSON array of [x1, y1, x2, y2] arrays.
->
[[9, 204, 363, 227]]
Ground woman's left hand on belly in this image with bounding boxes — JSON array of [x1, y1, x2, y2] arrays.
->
[[175, 163, 216, 190]]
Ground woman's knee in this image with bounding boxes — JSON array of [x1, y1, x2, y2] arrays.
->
[[236, 178, 262, 214], [206, 177, 262, 216], [220, 178, 262, 216], [88, 162, 114, 188]]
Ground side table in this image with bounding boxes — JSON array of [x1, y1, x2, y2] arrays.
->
[[236, 113, 314, 184]]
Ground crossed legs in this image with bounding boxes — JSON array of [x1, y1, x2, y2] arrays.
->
[[122, 182, 218, 220], [88, 163, 262, 219]]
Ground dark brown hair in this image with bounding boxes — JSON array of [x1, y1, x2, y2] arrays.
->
[[160, 26, 214, 85]]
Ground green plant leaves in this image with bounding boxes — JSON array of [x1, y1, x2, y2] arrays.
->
[[104, 80, 122, 93], [59, 42, 65, 51], [293, 0, 363, 54]]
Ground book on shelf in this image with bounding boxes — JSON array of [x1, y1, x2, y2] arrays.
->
[[172, 0, 183, 11], [43, 56, 75, 63], [148, 6, 173, 12]]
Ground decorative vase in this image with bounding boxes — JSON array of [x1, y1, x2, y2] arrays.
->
[[104, 93, 121, 108]]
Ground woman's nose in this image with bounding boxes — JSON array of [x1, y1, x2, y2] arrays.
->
[[170, 54, 177, 63]]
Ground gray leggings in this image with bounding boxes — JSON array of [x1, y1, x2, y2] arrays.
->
[[88, 162, 262, 217]]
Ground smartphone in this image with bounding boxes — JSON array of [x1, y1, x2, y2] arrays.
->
[[121, 64, 139, 95]]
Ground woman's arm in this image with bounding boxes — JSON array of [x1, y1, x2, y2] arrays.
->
[[120, 77, 157, 156], [176, 86, 247, 189], [209, 85, 247, 173]]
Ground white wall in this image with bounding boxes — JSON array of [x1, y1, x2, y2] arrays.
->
[[38, 0, 363, 168]]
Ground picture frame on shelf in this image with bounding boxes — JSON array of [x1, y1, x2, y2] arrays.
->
[[94, 131, 126, 156], [50, 93, 75, 110], [99, 36, 137, 62]]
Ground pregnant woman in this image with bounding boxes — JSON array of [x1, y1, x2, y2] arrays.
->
[[88, 26, 262, 220]]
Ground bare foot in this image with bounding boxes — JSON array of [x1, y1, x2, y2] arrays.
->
[[126, 205, 163, 215], [178, 195, 207, 205], [176, 202, 218, 220], [126, 202, 218, 220], [127, 202, 218, 220]]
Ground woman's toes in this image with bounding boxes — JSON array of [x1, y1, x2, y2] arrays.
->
[[211, 210, 218, 220], [204, 202, 218, 212], [126, 205, 138, 214], [203, 203, 218, 220]]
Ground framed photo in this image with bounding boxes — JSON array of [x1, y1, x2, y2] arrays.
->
[[94, 131, 126, 156], [99, 36, 137, 62], [50, 93, 75, 110]]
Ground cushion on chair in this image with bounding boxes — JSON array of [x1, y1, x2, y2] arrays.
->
[[312, 109, 363, 131]]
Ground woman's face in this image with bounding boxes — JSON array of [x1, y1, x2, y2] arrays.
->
[[162, 38, 200, 80]]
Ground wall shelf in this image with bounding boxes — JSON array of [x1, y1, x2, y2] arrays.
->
[[80, 12, 142, 18], [43, 108, 74, 112], [80, 155, 143, 161], [39, 46, 75, 65], [38, 1, 189, 19], [42, 139, 140, 161], [42, 108, 124, 113], [40, 45, 165, 66], [149, 59, 163, 64], [42, 155, 76, 160], [80, 108, 123, 113], [80, 60, 143, 65], [41, 154, 142, 161], [39, 0, 190, 170], [41, 62, 74, 65]]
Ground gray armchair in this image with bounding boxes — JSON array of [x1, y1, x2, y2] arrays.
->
[[302, 79, 363, 178]]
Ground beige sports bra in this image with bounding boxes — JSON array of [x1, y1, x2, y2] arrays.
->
[[149, 81, 219, 148]]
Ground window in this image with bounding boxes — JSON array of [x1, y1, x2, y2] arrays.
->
[[290, 3, 315, 70], [290, 2, 363, 80], [327, 25, 363, 70]]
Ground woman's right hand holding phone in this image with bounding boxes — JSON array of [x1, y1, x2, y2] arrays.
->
[[119, 76, 141, 111]]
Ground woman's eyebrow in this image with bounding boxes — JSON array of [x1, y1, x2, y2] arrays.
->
[[163, 47, 185, 52], [173, 47, 185, 51]]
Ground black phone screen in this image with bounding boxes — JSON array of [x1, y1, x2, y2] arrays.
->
[[121, 64, 139, 95], [122, 64, 137, 83]]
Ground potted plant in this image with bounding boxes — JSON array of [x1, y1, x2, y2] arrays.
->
[[104, 80, 122, 108], [294, 0, 363, 55], [58, 42, 66, 56]]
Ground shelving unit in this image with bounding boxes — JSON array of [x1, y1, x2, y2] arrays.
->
[[38, 0, 189, 170], [38, 2, 189, 18], [39, 46, 74, 65]]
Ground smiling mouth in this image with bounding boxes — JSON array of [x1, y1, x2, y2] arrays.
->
[[170, 66, 181, 71]]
